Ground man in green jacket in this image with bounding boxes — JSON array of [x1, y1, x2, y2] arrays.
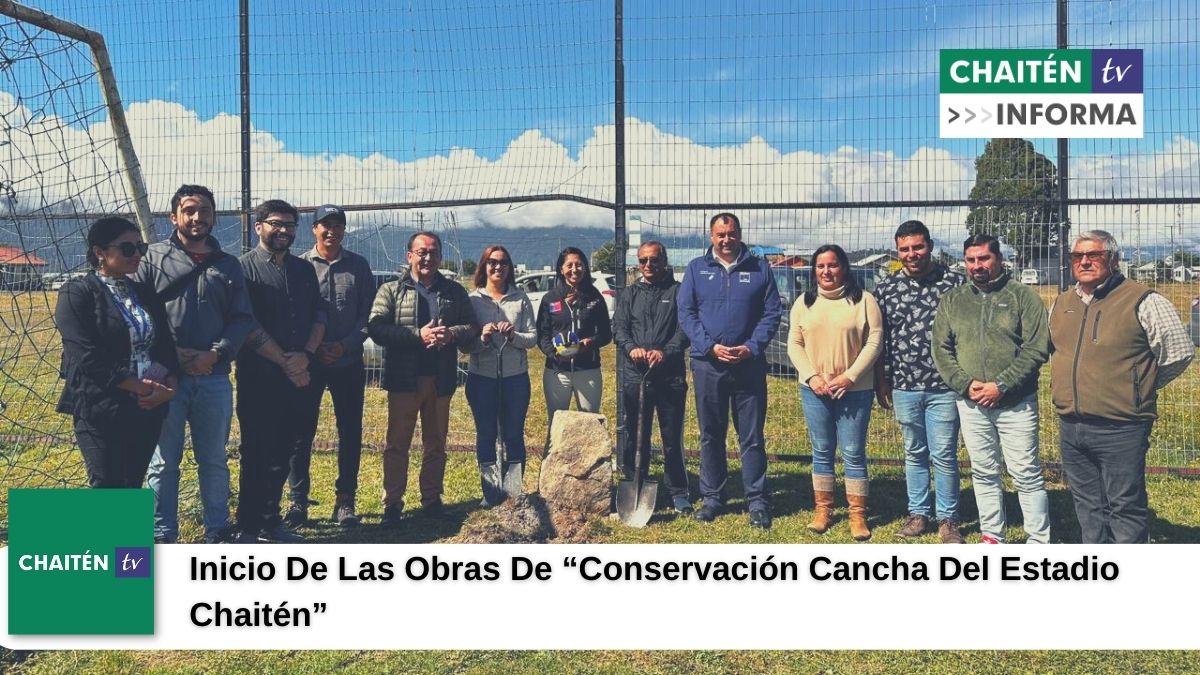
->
[[368, 231, 478, 526], [932, 234, 1050, 543]]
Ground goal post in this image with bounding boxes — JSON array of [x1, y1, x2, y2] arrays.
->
[[0, 0, 154, 243]]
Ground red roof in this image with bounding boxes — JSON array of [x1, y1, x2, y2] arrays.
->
[[0, 245, 49, 266]]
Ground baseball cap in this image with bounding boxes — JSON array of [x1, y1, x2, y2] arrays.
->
[[313, 204, 346, 225]]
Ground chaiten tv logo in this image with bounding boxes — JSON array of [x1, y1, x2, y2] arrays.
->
[[8, 489, 154, 634]]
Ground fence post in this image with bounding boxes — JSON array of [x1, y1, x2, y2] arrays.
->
[[613, 0, 628, 472], [239, 0, 252, 253], [1056, 0, 1071, 291]]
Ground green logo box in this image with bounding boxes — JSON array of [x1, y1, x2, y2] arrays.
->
[[8, 488, 154, 634], [940, 49, 1094, 94]]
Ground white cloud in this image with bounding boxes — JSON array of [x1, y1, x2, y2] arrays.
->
[[2, 91, 1196, 253]]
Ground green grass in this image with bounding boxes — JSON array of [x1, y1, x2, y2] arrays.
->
[[7, 648, 1200, 673]]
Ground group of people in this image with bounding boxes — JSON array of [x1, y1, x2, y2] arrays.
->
[[55, 192, 1192, 544], [786, 219, 1192, 544]]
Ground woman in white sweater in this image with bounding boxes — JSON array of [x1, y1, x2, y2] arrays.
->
[[461, 245, 537, 504], [787, 244, 882, 540]]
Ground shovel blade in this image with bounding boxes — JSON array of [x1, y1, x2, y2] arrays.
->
[[480, 463, 506, 506], [500, 462, 524, 498], [616, 479, 658, 528]]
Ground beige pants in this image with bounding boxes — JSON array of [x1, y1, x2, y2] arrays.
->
[[383, 376, 452, 508]]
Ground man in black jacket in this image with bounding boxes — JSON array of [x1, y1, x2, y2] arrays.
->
[[613, 241, 692, 513]]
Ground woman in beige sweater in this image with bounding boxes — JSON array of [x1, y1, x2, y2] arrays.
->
[[787, 244, 882, 540]]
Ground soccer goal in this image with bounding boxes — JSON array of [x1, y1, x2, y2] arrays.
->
[[0, 0, 153, 530]]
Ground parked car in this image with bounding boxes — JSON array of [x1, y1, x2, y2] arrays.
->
[[362, 269, 468, 385], [1020, 268, 1042, 285], [515, 270, 617, 318], [764, 265, 882, 373]]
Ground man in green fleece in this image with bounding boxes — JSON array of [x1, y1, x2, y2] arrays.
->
[[932, 233, 1050, 543]]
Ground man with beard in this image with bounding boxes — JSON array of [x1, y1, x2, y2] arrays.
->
[[932, 234, 1051, 543], [287, 204, 374, 528], [369, 231, 477, 526], [236, 199, 327, 543], [873, 220, 966, 543], [134, 185, 255, 543]]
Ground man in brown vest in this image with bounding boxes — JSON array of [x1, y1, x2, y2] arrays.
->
[[1049, 230, 1193, 543]]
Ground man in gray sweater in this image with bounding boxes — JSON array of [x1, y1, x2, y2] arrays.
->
[[134, 184, 255, 544]]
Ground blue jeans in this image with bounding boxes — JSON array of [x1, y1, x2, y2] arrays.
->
[[800, 387, 873, 479], [146, 373, 234, 539], [465, 372, 531, 464], [892, 388, 961, 521]]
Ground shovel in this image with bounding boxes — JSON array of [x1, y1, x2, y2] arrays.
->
[[481, 334, 523, 503], [617, 363, 658, 527]]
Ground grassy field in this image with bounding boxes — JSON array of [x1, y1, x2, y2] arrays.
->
[[2, 284, 1198, 531], [6, 648, 1200, 674], [3, 287, 1199, 673]]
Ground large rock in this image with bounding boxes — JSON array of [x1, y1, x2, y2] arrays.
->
[[538, 410, 612, 518]]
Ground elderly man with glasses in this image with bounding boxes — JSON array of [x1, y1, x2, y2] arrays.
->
[[1049, 230, 1193, 543]]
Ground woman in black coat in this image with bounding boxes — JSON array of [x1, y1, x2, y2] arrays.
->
[[55, 217, 179, 488]]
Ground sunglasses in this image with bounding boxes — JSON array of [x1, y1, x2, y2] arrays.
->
[[486, 259, 511, 267], [638, 256, 662, 265], [1069, 251, 1108, 263], [106, 241, 149, 257]]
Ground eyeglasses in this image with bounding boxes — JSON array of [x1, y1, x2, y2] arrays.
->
[[410, 249, 440, 258], [260, 219, 297, 230], [1070, 251, 1109, 264], [107, 241, 149, 257], [486, 259, 511, 267], [638, 256, 662, 265]]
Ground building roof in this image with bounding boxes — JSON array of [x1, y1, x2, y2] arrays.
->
[[0, 246, 48, 267], [854, 253, 895, 267]]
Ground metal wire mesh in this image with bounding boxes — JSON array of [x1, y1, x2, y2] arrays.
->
[[1, 0, 1197, 530]]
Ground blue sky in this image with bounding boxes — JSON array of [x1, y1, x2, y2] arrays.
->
[[18, 0, 1195, 162], [4, 0, 1198, 250]]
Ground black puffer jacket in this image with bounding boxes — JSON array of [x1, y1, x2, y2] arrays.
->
[[536, 283, 612, 372], [613, 276, 688, 382]]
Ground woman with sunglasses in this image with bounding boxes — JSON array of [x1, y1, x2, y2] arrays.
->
[[461, 245, 537, 504], [55, 217, 179, 487]]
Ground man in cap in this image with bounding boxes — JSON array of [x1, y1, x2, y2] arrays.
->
[[286, 204, 375, 528]]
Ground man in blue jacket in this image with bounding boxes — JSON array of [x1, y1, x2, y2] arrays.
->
[[677, 213, 783, 528]]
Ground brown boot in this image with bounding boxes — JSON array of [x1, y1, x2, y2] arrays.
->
[[807, 474, 836, 534], [846, 478, 871, 541]]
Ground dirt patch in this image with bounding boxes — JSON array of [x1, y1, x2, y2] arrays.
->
[[450, 493, 600, 543]]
